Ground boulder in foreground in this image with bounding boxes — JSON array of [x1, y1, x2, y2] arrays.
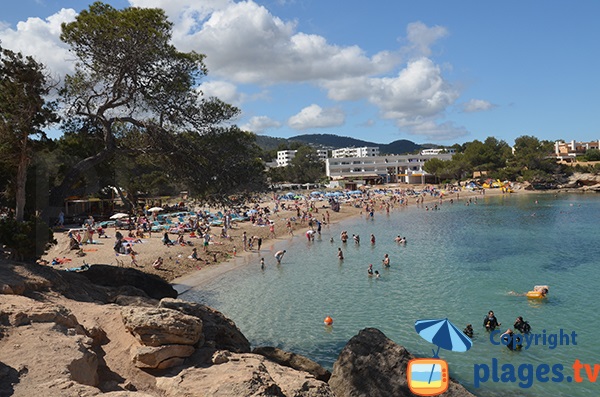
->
[[329, 327, 476, 397]]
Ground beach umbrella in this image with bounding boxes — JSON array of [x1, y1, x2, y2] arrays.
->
[[415, 318, 472, 356], [110, 213, 129, 219], [148, 207, 163, 212], [415, 318, 472, 386]]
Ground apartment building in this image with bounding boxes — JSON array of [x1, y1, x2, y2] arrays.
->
[[276, 149, 329, 167], [326, 153, 453, 185], [554, 140, 600, 161], [331, 146, 379, 158]]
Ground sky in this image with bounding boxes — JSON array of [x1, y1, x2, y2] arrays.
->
[[1, 0, 599, 146]]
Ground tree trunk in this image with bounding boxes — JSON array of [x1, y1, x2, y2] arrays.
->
[[44, 148, 115, 220], [15, 139, 28, 222]]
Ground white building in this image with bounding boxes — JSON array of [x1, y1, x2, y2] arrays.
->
[[326, 153, 453, 185], [554, 140, 600, 161], [421, 148, 456, 155], [276, 150, 297, 167], [331, 146, 379, 158], [277, 148, 329, 167], [316, 149, 328, 161]]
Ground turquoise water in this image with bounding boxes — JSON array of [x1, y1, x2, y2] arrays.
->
[[183, 193, 600, 397]]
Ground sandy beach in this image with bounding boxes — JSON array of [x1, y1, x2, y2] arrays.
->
[[41, 186, 524, 288]]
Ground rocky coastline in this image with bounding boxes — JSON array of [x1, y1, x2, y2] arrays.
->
[[0, 261, 476, 397]]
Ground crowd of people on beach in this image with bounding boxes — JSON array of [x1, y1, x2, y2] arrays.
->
[[40, 183, 502, 276]]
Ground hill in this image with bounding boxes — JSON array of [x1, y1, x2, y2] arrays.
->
[[256, 133, 424, 155]]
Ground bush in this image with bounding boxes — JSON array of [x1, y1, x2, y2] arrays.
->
[[0, 216, 56, 261]]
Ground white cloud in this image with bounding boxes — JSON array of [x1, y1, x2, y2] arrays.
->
[[0, 9, 77, 78], [241, 116, 282, 134], [405, 120, 468, 141], [1, 2, 466, 142], [370, 58, 459, 122], [462, 99, 496, 113], [288, 104, 345, 130], [325, 57, 460, 139], [198, 80, 244, 105], [173, 1, 397, 84], [405, 21, 448, 57]]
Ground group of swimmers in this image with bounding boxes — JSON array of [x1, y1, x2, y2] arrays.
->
[[467, 310, 532, 350]]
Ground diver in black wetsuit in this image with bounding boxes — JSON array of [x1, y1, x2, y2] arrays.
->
[[483, 310, 501, 331], [514, 316, 531, 334]]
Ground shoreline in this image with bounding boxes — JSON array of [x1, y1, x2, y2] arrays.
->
[[171, 186, 530, 292], [41, 185, 539, 290]]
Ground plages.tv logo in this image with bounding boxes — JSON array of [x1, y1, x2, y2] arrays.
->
[[408, 318, 473, 396]]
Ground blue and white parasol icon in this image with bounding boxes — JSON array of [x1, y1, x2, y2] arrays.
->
[[415, 318, 472, 385], [415, 318, 472, 357]]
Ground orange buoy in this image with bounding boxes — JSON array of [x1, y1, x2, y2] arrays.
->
[[324, 316, 333, 326]]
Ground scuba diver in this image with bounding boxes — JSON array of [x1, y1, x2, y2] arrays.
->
[[483, 310, 501, 331], [463, 324, 474, 338], [513, 316, 531, 334]]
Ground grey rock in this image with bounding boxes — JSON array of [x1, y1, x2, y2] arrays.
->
[[253, 346, 331, 382], [329, 328, 476, 397]]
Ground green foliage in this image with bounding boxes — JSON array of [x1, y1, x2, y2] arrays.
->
[[0, 45, 58, 221], [267, 145, 325, 184], [47, 2, 261, 210], [0, 216, 56, 261], [584, 149, 600, 161]]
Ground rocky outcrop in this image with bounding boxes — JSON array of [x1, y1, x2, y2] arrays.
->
[[121, 307, 203, 347], [81, 265, 178, 300], [253, 346, 331, 382], [132, 344, 195, 369], [10, 303, 80, 329], [155, 351, 335, 397], [0, 261, 174, 304], [159, 298, 251, 352], [0, 262, 478, 397], [560, 172, 600, 191], [0, 296, 101, 392], [329, 328, 476, 397]]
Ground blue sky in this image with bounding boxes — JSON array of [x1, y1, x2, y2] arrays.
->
[[1, 0, 599, 146]]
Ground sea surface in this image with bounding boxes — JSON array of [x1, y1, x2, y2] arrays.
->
[[183, 192, 600, 397]]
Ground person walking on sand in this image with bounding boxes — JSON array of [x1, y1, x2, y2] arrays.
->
[[274, 250, 286, 264], [269, 222, 275, 238]]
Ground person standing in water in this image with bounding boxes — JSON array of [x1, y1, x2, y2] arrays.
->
[[274, 250, 286, 264], [382, 253, 390, 267]]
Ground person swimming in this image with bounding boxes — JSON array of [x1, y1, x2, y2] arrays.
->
[[463, 324, 474, 338], [367, 264, 373, 276]]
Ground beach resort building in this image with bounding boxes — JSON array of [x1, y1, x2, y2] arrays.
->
[[276, 149, 329, 167], [554, 140, 600, 161], [326, 153, 453, 186], [331, 146, 379, 158], [420, 148, 456, 155], [276, 150, 297, 167]]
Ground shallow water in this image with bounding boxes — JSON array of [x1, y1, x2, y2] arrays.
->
[[183, 193, 600, 396]]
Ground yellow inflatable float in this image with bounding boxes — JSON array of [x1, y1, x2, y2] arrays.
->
[[526, 285, 549, 299]]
